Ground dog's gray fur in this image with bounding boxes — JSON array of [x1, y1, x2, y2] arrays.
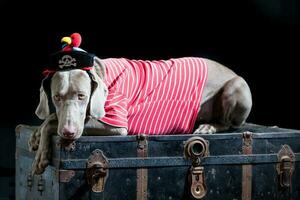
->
[[29, 57, 252, 174]]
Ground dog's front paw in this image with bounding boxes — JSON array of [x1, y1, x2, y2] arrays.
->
[[28, 128, 41, 152], [193, 124, 217, 134], [32, 148, 49, 175]]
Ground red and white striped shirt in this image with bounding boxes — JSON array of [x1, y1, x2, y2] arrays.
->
[[99, 57, 208, 135]]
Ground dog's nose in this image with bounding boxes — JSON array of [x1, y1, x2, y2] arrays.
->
[[62, 126, 77, 138], [63, 130, 74, 138]]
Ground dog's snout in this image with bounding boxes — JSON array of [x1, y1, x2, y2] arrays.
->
[[62, 125, 77, 138], [63, 130, 74, 138]]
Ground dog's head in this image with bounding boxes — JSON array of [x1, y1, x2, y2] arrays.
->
[[35, 55, 108, 139]]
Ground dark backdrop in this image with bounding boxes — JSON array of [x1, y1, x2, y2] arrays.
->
[[1, 0, 300, 198]]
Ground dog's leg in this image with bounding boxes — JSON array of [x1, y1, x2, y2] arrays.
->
[[28, 127, 42, 152], [194, 123, 229, 134], [84, 116, 128, 136], [194, 76, 252, 134], [32, 114, 57, 174]]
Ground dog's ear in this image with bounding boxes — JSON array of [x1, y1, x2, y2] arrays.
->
[[93, 56, 106, 80], [88, 58, 107, 118], [35, 84, 50, 119]]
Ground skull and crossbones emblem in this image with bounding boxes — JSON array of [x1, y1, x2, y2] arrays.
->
[[59, 55, 77, 68]]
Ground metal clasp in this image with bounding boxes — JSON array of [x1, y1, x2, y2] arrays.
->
[[86, 149, 109, 193], [276, 145, 295, 188], [190, 166, 207, 199], [184, 137, 209, 199]]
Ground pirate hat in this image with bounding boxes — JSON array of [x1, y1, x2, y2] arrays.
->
[[37, 33, 100, 118], [44, 33, 95, 76]]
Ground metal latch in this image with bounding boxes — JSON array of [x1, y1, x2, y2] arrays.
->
[[190, 166, 206, 199], [184, 137, 209, 199], [86, 149, 109, 193], [276, 145, 295, 188]]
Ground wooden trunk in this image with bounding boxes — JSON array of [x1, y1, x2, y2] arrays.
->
[[15, 123, 300, 200]]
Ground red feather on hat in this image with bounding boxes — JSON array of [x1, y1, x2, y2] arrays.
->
[[70, 33, 82, 47]]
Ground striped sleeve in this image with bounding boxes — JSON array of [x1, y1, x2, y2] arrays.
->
[[99, 92, 128, 129]]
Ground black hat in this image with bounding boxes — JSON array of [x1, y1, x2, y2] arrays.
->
[[44, 33, 94, 76]]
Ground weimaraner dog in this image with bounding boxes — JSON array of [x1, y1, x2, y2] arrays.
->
[[29, 56, 252, 174]]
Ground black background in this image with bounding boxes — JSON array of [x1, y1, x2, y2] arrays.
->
[[1, 0, 300, 198]]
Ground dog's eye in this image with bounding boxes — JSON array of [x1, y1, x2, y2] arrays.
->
[[54, 95, 61, 101], [78, 94, 86, 100]]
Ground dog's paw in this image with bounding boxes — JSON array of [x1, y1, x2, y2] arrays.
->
[[193, 124, 217, 134], [28, 129, 41, 152], [32, 149, 49, 175]]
